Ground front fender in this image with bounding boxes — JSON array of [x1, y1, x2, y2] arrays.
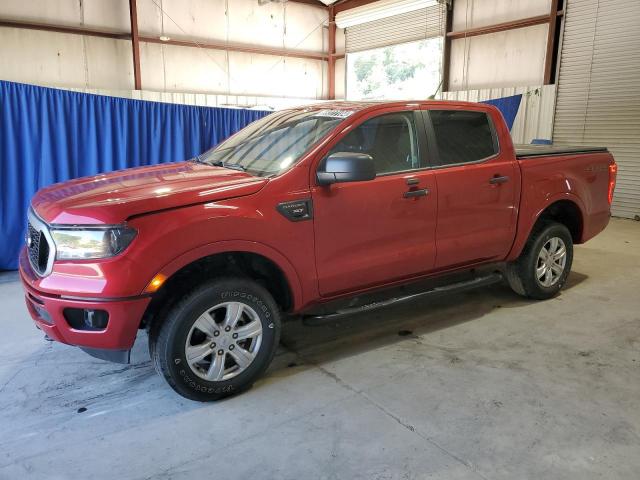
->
[[143, 240, 304, 311]]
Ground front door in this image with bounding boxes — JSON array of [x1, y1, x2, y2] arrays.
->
[[312, 109, 437, 297]]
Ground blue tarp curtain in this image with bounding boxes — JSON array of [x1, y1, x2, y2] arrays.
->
[[0, 80, 269, 270], [482, 94, 522, 131]]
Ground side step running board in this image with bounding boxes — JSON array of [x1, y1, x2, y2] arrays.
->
[[303, 272, 503, 325]]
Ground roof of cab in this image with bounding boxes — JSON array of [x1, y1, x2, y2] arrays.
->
[[291, 100, 494, 114]]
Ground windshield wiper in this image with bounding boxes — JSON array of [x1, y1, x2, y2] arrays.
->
[[211, 160, 246, 172]]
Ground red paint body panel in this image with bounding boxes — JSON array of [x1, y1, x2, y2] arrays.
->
[[427, 105, 521, 268], [32, 161, 267, 225], [507, 151, 614, 260], [19, 100, 615, 355], [313, 170, 438, 296], [20, 252, 148, 350]]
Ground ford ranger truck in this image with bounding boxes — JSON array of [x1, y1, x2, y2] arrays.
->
[[20, 101, 617, 401]]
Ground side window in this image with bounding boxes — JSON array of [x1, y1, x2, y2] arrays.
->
[[429, 110, 498, 166], [329, 112, 420, 175]]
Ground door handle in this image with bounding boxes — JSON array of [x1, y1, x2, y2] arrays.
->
[[489, 175, 509, 185], [403, 189, 429, 198], [406, 177, 419, 186]]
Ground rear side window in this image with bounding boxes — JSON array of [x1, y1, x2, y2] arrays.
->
[[429, 110, 498, 166]]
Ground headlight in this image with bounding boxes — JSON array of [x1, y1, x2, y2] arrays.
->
[[51, 227, 137, 260]]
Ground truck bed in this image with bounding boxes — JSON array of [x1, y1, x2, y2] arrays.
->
[[515, 144, 608, 159]]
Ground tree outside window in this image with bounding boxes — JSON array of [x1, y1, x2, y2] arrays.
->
[[347, 37, 443, 101]]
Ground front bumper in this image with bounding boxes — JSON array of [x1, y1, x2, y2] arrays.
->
[[20, 252, 151, 361]]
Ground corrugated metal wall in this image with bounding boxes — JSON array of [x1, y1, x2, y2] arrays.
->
[[553, 0, 640, 219], [440, 85, 557, 144], [67, 86, 318, 111], [0, 0, 328, 99]]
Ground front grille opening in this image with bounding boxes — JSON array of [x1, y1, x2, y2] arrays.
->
[[27, 223, 41, 269], [27, 220, 52, 276], [38, 234, 50, 273], [63, 308, 109, 331]]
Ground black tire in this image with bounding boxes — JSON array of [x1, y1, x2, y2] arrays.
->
[[150, 277, 281, 401], [505, 221, 573, 300]]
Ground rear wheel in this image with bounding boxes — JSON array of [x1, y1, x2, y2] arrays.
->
[[150, 278, 281, 401], [506, 222, 573, 300]]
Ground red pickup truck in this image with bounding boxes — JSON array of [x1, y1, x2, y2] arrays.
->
[[20, 101, 616, 400]]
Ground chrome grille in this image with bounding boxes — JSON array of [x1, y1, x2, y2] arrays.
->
[[26, 210, 55, 277]]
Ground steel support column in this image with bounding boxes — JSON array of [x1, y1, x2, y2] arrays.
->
[[442, 0, 454, 93], [129, 0, 142, 90], [328, 5, 337, 99], [543, 0, 561, 84]]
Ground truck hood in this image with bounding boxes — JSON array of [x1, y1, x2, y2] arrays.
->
[[32, 161, 268, 225]]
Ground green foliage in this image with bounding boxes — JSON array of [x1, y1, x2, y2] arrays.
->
[[353, 56, 375, 82], [382, 48, 423, 84], [353, 55, 379, 95], [347, 37, 442, 99]]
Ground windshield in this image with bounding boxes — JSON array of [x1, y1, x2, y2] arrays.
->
[[199, 109, 353, 177]]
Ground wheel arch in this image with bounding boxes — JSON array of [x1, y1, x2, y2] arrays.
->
[[535, 199, 584, 243], [509, 194, 585, 260], [140, 241, 302, 330]]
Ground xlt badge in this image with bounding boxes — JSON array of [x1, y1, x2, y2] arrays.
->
[[276, 199, 313, 222]]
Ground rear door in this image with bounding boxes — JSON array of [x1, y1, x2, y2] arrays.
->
[[423, 107, 519, 269], [312, 108, 437, 296]]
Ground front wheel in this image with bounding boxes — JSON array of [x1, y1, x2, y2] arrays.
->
[[150, 278, 281, 401], [506, 222, 573, 300]]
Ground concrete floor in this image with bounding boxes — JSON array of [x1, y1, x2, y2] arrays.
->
[[0, 218, 638, 480]]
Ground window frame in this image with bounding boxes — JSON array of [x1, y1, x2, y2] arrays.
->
[[321, 109, 432, 179], [421, 109, 501, 169]]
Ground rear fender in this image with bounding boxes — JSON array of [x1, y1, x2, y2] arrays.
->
[[507, 192, 586, 261]]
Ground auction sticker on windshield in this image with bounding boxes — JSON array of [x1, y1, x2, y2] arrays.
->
[[313, 109, 354, 118]]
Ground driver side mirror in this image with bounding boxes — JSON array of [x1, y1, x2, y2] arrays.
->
[[316, 152, 376, 186]]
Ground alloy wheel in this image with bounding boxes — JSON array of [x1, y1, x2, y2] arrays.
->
[[536, 237, 567, 287], [185, 302, 263, 381]]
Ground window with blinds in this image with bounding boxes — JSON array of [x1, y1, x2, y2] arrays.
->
[[345, 4, 446, 53]]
